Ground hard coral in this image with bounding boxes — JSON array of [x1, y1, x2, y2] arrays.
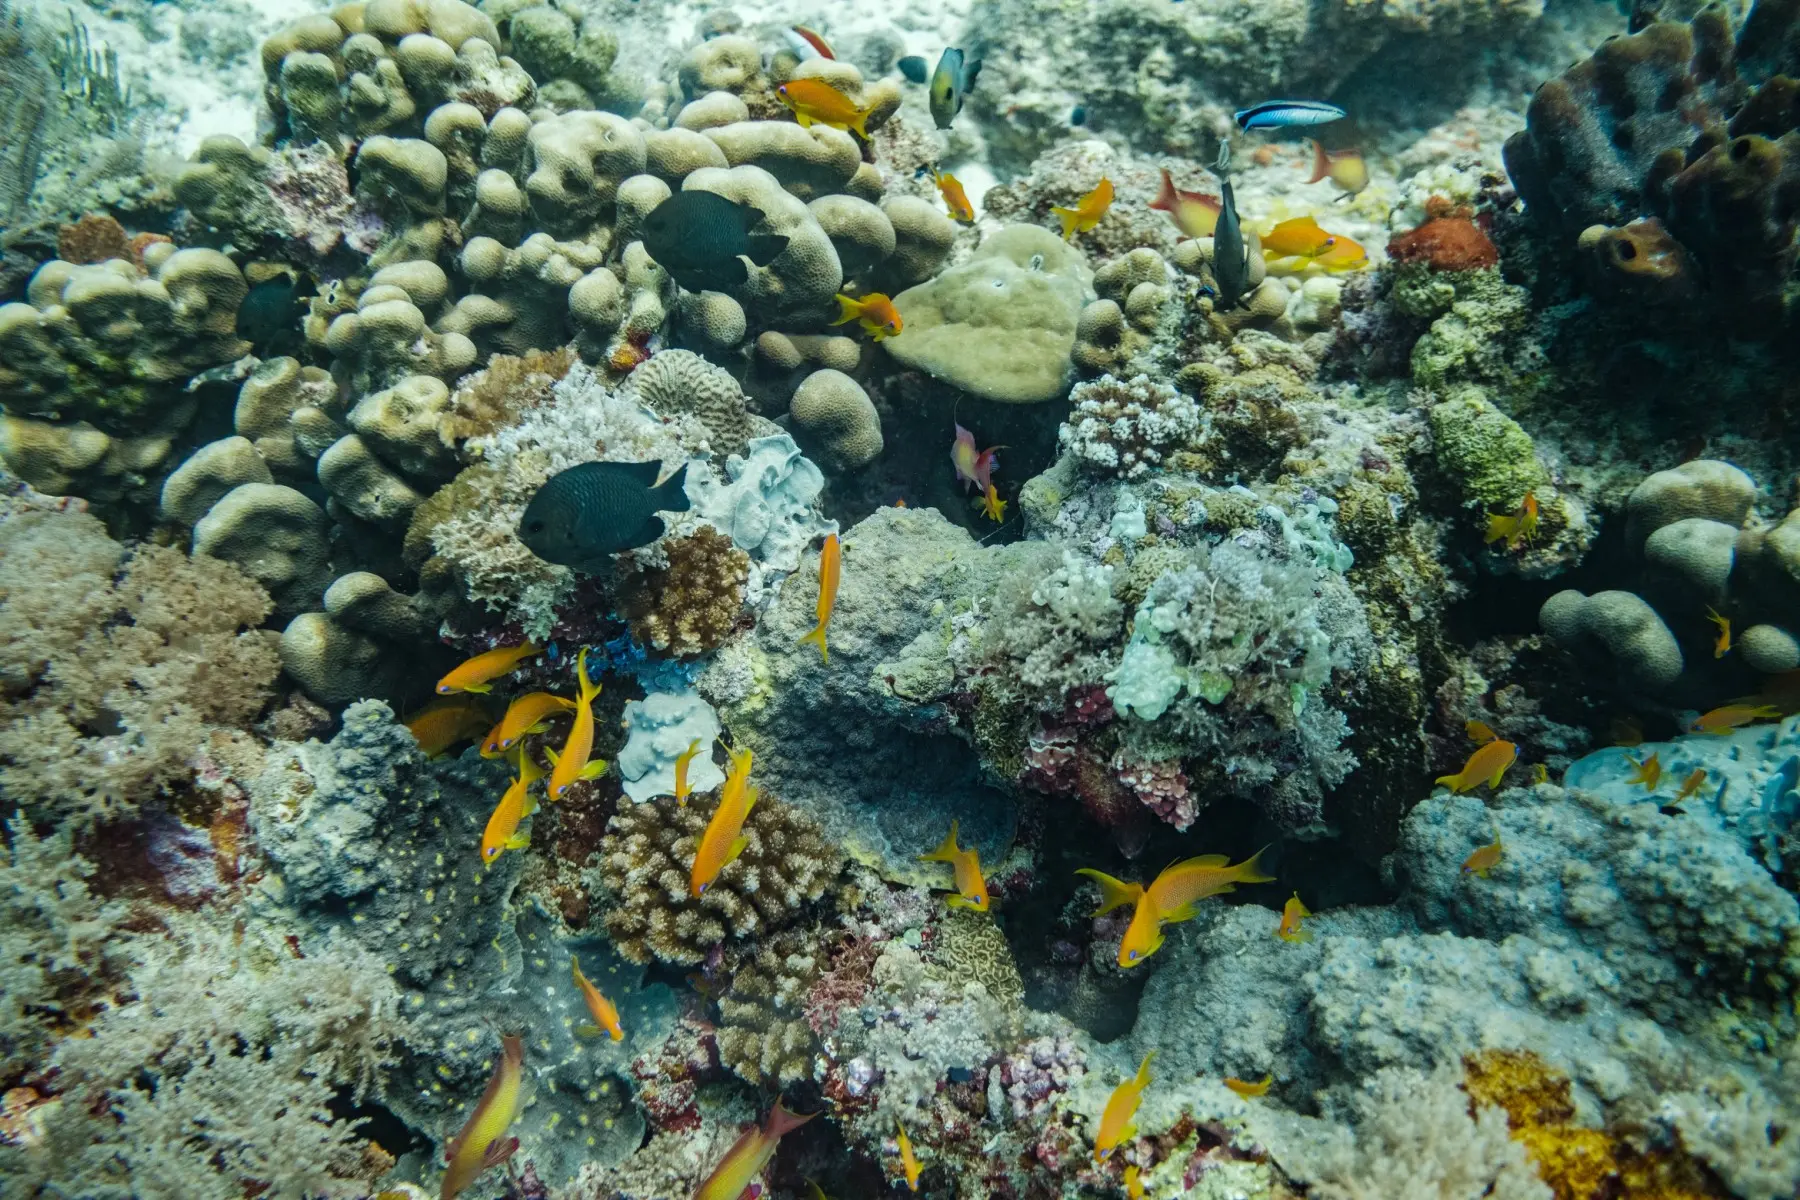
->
[[597, 791, 842, 965], [1388, 200, 1499, 272], [619, 526, 749, 658], [924, 908, 1025, 1005], [716, 926, 824, 1085], [1059, 373, 1204, 479]]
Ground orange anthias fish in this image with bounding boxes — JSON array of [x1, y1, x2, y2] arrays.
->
[[1692, 703, 1782, 734], [440, 1034, 525, 1200], [1313, 233, 1370, 271], [1462, 834, 1503, 877], [1261, 215, 1339, 259], [951, 424, 1003, 492], [797, 533, 841, 664], [405, 698, 492, 758], [1093, 1052, 1154, 1163], [1123, 1164, 1146, 1199], [1436, 739, 1516, 793], [1465, 719, 1498, 744], [1149, 167, 1221, 237], [931, 166, 974, 223], [1675, 767, 1708, 804], [546, 648, 607, 801], [480, 747, 543, 865], [1305, 140, 1369, 195], [493, 691, 577, 754], [919, 819, 990, 912], [673, 737, 703, 806], [1276, 893, 1312, 943], [1052, 177, 1114, 240], [1627, 750, 1662, 791], [1223, 1073, 1273, 1098], [895, 1118, 923, 1191], [691, 1100, 817, 1200], [1077, 849, 1274, 967], [691, 740, 757, 896], [571, 955, 623, 1041], [975, 482, 1007, 523], [831, 291, 902, 340], [479, 717, 509, 759], [776, 78, 877, 137], [437, 642, 541, 695], [1485, 493, 1540, 551], [1706, 606, 1732, 658]]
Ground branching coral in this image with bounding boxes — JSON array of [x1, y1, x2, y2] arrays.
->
[[716, 926, 824, 1085], [0, 509, 278, 826], [619, 526, 749, 657], [1059, 373, 1204, 479], [598, 791, 842, 965]]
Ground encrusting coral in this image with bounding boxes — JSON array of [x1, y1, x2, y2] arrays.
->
[[597, 791, 843, 966]]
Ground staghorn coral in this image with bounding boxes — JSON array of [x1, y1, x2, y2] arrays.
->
[[716, 926, 824, 1085], [598, 791, 842, 965], [619, 526, 749, 658], [0, 509, 278, 826], [1059, 373, 1204, 479]]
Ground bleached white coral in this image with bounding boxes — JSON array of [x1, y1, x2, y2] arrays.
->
[[1059, 372, 1202, 479], [1663, 1086, 1800, 1200]]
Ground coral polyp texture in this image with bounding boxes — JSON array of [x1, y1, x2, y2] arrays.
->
[[7, 0, 1800, 1193]]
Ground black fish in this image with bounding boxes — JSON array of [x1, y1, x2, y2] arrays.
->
[[898, 55, 929, 84], [640, 191, 789, 293], [519, 460, 691, 571], [1213, 179, 1249, 311]]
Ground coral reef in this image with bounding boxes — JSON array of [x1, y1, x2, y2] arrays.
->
[[619, 526, 749, 658]]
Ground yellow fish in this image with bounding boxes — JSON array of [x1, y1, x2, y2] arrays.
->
[[480, 748, 543, 865], [1705, 606, 1731, 658], [776, 78, 877, 137], [895, 1118, 922, 1191], [571, 955, 623, 1041], [919, 820, 990, 912], [1149, 168, 1221, 237], [673, 737, 703, 806], [1093, 1052, 1153, 1163], [931, 166, 975, 223], [1435, 739, 1516, 793], [1223, 1073, 1272, 1098], [1532, 763, 1550, 785], [492, 691, 577, 754], [797, 533, 841, 663], [1276, 893, 1311, 943], [1627, 750, 1662, 791], [405, 697, 493, 759], [1485, 493, 1539, 551], [1124, 1163, 1146, 1198], [1674, 767, 1707, 804], [1691, 703, 1781, 734], [1051, 177, 1114, 240], [1312, 232, 1370, 271], [439, 1034, 524, 1200], [974, 482, 1007, 523], [1305, 140, 1369, 195], [691, 1101, 817, 1200], [1461, 834, 1503, 878], [690, 739, 756, 896], [1077, 849, 1273, 967], [831, 291, 902, 340], [546, 648, 607, 801], [437, 642, 540, 695], [1260, 215, 1339, 259], [1465, 719, 1498, 744]]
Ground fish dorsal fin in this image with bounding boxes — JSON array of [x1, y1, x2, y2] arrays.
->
[[627, 459, 662, 483]]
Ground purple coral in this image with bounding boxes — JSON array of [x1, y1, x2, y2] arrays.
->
[[1115, 753, 1196, 830]]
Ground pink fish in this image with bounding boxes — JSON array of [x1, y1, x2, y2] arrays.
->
[[951, 424, 1004, 493]]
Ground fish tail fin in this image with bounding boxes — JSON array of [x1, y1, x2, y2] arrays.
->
[[1150, 168, 1177, 213], [1306, 139, 1329, 185], [850, 105, 873, 140], [1433, 771, 1463, 790], [831, 293, 862, 326], [1291, 927, 1315, 943], [797, 623, 829, 662], [747, 231, 790, 266], [1134, 1051, 1156, 1088], [654, 461, 691, 514], [1235, 845, 1277, 885], [575, 1023, 605, 1039], [1075, 867, 1144, 915], [766, 1101, 819, 1139], [1050, 204, 1081, 240], [921, 821, 962, 862]]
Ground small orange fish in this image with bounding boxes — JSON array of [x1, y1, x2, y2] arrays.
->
[[1705, 606, 1731, 658], [493, 691, 577, 754], [1149, 167, 1221, 237], [797, 533, 841, 663], [920, 820, 990, 912], [1465, 719, 1498, 744], [1305, 140, 1369, 194], [481, 747, 543, 865], [831, 291, 902, 340], [437, 642, 541, 695], [1094, 1052, 1154, 1163], [1260, 215, 1339, 259], [1077, 849, 1273, 967], [1691, 704, 1781, 734], [405, 698, 492, 758], [1223, 1073, 1272, 1098], [546, 648, 607, 801], [1435, 739, 1516, 793], [776, 78, 876, 137], [571, 955, 623, 1041], [1627, 750, 1662, 791], [1485, 493, 1540, 551], [1462, 834, 1503, 877], [479, 717, 509, 759], [895, 1118, 922, 1191], [673, 737, 703, 806], [691, 739, 756, 896], [1675, 767, 1707, 804], [1124, 1164, 1146, 1199], [1276, 893, 1312, 943], [931, 166, 974, 223], [1052, 177, 1114, 240], [975, 482, 1007, 523], [691, 1101, 817, 1200], [1312, 232, 1369, 271], [440, 1035, 525, 1200]]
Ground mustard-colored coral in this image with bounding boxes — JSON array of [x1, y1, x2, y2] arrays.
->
[[597, 792, 841, 964], [716, 926, 822, 1085], [619, 526, 749, 657]]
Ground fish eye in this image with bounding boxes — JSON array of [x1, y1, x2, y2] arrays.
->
[[1127, 950, 1139, 960]]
